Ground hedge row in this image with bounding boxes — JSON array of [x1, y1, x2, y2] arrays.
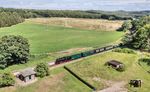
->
[[64, 66, 96, 91], [112, 48, 136, 54]]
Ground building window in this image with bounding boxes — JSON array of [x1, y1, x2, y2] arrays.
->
[[29, 75, 32, 80]]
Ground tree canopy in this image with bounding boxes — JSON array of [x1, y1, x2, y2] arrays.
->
[[0, 35, 30, 69], [0, 7, 131, 20], [121, 20, 132, 32], [0, 12, 24, 28], [122, 16, 150, 51]]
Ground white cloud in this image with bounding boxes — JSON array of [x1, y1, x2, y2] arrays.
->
[[0, 0, 149, 10]]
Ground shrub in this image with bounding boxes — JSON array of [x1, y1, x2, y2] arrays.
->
[[139, 58, 150, 66], [35, 63, 49, 78], [0, 73, 15, 87], [112, 48, 135, 54]]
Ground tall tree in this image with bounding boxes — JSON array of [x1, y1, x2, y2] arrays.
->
[[132, 25, 150, 50], [0, 35, 30, 69], [122, 16, 150, 51]]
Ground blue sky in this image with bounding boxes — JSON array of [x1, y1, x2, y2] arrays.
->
[[0, 0, 150, 11]]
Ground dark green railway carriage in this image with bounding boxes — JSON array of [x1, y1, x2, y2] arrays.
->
[[71, 53, 82, 60], [82, 50, 95, 57]]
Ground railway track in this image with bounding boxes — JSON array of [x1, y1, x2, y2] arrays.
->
[[13, 44, 121, 76], [48, 44, 121, 67]]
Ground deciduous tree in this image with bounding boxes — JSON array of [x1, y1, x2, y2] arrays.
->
[[0, 35, 30, 69]]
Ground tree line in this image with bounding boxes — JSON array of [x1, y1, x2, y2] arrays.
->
[[0, 7, 150, 28], [122, 16, 150, 51], [0, 7, 131, 20], [0, 12, 24, 27]]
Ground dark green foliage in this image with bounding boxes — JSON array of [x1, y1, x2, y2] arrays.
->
[[0, 7, 150, 22], [35, 63, 49, 78], [0, 73, 15, 87], [0, 12, 24, 28], [120, 20, 132, 31], [122, 33, 133, 45], [0, 7, 132, 20], [132, 25, 150, 50], [86, 10, 150, 19], [139, 58, 150, 66], [112, 48, 135, 54], [0, 54, 7, 69], [122, 16, 150, 51], [0, 35, 30, 69]]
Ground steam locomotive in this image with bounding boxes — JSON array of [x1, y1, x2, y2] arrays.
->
[[55, 44, 120, 65]]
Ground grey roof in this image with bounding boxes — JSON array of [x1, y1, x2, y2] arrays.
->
[[20, 68, 36, 77], [107, 60, 123, 66]]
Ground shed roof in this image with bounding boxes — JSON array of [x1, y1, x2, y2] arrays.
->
[[107, 60, 123, 66], [20, 68, 36, 77]]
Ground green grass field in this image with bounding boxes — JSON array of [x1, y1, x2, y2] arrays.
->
[[0, 67, 92, 92], [0, 18, 124, 92], [14, 67, 92, 92], [0, 19, 123, 73], [0, 20, 123, 54], [67, 51, 150, 92]]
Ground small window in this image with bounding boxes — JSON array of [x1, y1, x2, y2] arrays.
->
[[29, 75, 32, 80]]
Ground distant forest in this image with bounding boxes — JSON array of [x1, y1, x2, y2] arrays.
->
[[0, 7, 150, 27], [0, 11, 24, 27]]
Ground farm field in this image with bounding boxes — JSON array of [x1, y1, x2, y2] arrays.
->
[[0, 18, 123, 73], [28, 18, 123, 31], [0, 18, 124, 92], [0, 2, 149, 92], [67, 51, 150, 92], [0, 18, 123, 55]]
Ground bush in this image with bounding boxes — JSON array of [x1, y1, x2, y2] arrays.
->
[[112, 48, 135, 54], [139, 58, 150, 66], [0, 73, 15, 87], [35, 63, 49, 78]]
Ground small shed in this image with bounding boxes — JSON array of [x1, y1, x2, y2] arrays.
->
[[130, 80, 142, 87], [19, 68, 36, 82], [106, 60, 123, 69]]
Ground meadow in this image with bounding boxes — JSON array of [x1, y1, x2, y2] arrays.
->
[[28, 18, 123, 31], [0, 18, 123, 55], [1, 51, 149, 92], [0, 18, 123, 72], [0, 18, 124, 92], [0, 67, 92, 92], [67, 51, 150, 92]]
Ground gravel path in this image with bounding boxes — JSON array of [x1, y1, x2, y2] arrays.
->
[[98, 81, 127, 92]]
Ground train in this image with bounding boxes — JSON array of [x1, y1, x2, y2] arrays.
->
[[55, 44, 121, 65]]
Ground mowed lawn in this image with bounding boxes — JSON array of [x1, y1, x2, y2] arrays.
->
[[67, 52, 150, 92], [0, 20, 123, 54]]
